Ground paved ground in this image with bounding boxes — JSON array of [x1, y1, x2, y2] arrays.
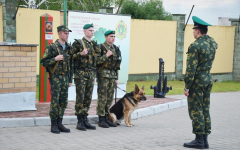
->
[[0, 96, 178, 118], [0, 92, 239, 150]]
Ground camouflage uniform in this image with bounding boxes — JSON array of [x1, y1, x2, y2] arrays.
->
[[72, 38, 100, 116], [96, 42, 121, 116], [41, 40, 74, 121], [184, 35, 218, 135]]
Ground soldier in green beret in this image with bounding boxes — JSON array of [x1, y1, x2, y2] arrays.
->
[[183, 16, 218, 149], [96, 30, 122, 128], [41, 25, 74, 134], [72, 24, 112, 131]]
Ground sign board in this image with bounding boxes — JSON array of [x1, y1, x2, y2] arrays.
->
[[68, 12, 131, 84]]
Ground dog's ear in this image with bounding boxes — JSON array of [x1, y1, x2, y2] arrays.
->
[[134, 84, 139, 93], [142, 86, 145, 90]]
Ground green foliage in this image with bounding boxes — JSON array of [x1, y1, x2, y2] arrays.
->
[[19, 0, 114, 12], [120, 0, 172, 20]]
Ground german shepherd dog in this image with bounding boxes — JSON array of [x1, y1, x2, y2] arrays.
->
[[109, 84, 147, 127]]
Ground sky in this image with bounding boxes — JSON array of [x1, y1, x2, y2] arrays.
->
[[161, 0, 240, 25]]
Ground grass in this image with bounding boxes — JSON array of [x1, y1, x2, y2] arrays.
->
[[127, 80, 240, 96], [36, 80, 240, 100]]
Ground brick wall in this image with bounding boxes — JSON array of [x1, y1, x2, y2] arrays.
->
[[0, 45, 37, 94]]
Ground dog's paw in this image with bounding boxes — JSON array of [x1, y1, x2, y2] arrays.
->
[[126, 124, 133, 127], [130, 124, 134, 126]]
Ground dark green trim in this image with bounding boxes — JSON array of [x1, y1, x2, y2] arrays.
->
[[128, 73, 176, 81]]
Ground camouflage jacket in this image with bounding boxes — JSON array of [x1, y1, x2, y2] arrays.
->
[[40, 40, 74, 83], [97, 42, 121, 79], [72, 37, 101, 79], [184, 35, 218, 89]]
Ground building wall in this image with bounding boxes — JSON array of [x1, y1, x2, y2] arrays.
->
[[129, 19, 177, 74], [0, 45, 37, 94], [16, 8, 61, 75], [0, 5, 3, 42], [12, 8, 236, 77], [183, 25, 235, 74]]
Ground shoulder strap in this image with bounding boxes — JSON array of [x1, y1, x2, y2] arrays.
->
[[51, 43, 61, 75], [113, 44, 121, 57], [102, 44, 109, 51], [100, 44, 104, 56], [99, 44, 109, 72], [80, 39, 87, 49]]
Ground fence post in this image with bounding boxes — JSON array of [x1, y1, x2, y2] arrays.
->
[[39, 13, 53, 102], [172, 14, 186, 80], [229, 18, 240, 81]]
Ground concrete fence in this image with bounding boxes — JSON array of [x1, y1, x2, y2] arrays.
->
[[0, 43, 37, 112]]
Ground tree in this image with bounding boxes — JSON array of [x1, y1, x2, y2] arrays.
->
[[18, 0, 114, 12], [120, 0, 172, 20]]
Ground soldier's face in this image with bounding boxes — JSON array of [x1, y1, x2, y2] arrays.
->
[[59, 31, 69, 42], [193, 28, 199, 39], [105, 34, 115, 44], [84, 27, 94, 38]]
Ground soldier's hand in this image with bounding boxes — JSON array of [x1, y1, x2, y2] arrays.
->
[[81, 49, 88, 56], [55, 55, 63, 61], [106, 50, 113, 57], [115, 80, 118, 86], [184, 89, 189, 96], [69, 83, 72, 87]]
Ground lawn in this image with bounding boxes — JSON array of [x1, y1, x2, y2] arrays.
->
[[36, 80, 240, 100], [127, 80, 240, 96]]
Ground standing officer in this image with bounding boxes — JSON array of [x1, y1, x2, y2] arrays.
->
[[96, 30, 122, 128], [72, 23, 107, 131], [41, 25, 74, 134], [183, 16, 218, 149]]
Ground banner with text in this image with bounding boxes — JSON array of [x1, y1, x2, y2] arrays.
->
[[68, 12, 131, 83]]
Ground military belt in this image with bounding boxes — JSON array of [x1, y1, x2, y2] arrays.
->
[[51, 74, 68, 80], [78, 68, 96, 72], [103, 67, 115, 71]]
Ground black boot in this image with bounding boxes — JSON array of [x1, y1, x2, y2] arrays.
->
[[183, 134, 204, 149], [203, 135, 209, 149], [105, 114, 117, 127], [98, 116, 109, 128], [83, 115, 96, 130], [57, 118, 70, 133], [76, 115, 86, 131], [51, 120, 60, 134]]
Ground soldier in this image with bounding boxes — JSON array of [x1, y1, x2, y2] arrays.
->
[[41, 25, 74, 134], [72, 23, 108, 131], [183, 16, 218, 149], [96, 30, 122, 128]]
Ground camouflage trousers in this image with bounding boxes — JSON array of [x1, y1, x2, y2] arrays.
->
[[49, 75, 69, 121], [74, 75, 95, 116], [97, 77, 115, 116], [187, 80, 213, 135]]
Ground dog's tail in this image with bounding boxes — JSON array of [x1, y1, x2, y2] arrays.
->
[[109, 113, 117, 123]]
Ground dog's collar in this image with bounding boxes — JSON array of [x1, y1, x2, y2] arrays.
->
[[126, 95, 137, 106]]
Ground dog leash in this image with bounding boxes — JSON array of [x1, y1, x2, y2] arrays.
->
[[114, 86, 126, 104], [115, 86, 117, 104], [116, 86, 127, 93]]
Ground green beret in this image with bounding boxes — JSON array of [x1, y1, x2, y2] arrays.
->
[[192, 16, 212, 29], [104, 30, 115, 36], [83, 23, 94, 29], [57, 25, 72, 32]]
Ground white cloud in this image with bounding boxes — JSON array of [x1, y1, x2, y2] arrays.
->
[[162, 0, 238, 9], [161, 0, 240, 25]]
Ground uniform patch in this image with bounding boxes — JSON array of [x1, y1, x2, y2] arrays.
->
[[43, 53, 47, 57]]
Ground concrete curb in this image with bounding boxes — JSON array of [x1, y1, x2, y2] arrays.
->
[[0, 99, 188, 128]]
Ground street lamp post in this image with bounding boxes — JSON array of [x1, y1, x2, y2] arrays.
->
[[64, 0, 67, 25]]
